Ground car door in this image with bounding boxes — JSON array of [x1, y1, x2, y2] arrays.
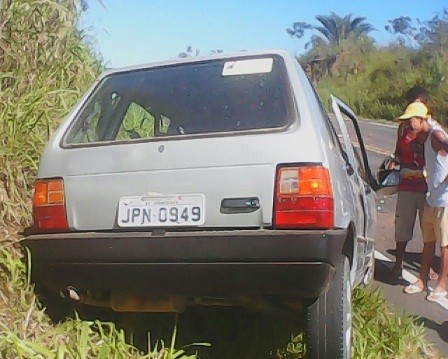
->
[[331, 95, 376, 280]]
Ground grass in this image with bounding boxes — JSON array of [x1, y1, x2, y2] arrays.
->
[[0, 0, 102, 226]]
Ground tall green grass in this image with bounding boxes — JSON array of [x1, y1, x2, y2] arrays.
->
[[314, 45, 448, 122], [0, 0, 102, 225]]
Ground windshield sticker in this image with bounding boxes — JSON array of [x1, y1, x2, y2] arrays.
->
[[222, 58, 273, 76]]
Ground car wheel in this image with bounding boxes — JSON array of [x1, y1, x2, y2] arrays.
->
[[305, 255, 352, 359]]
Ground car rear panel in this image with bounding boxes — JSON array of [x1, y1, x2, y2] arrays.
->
[[42, 130, 323, 230], [36, 51, 327, 231]]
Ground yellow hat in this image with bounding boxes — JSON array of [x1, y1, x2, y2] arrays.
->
[[398, 102, 428, 120]]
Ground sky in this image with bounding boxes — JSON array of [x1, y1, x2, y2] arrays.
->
[[81, 0, 447, 68]]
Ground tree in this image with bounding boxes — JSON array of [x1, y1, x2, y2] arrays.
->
[[178, 46, 223, 58], [386, 8, 448, 56], [287, 12, 375, 81], [385, 16, 418, 47], [178, 45, 200, 58], [287, 12, 375, 46]]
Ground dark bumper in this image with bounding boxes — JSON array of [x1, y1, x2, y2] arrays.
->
[[22, 229, 347, 298]]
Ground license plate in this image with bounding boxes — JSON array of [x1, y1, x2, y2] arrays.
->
[[117, 194, 205, 227]]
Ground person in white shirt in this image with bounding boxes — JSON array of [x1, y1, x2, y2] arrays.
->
[[402, 102, 448, 301]]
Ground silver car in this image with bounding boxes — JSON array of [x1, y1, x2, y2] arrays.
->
[[24, 50, 382, 359]]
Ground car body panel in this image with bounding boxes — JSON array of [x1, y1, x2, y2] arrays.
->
[[43, 129, 324, 230], [24, 229, 347, 299]]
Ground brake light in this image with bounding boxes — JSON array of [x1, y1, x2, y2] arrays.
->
[[274, 165, 334, 229], [33, 178, 68, 232]]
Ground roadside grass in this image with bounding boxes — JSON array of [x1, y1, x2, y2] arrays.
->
[[0, 225, 440, 359], [0, 0, 102, 226]]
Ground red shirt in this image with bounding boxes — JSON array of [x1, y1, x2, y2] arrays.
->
[[396, 122, 427, 192]]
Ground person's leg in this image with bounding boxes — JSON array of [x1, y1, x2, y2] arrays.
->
[[391, 241, 407, 277], [419, 241, 435, 285], [431, 207, 448, 294], [393, 191, 417, 277], [433, 245, 448, 292], [404, 240, 434, 293], [417, 192, 439, 280], [404, 204, 434, 293]]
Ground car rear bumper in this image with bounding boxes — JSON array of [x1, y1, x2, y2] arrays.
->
[[22, 229, 347, 299]]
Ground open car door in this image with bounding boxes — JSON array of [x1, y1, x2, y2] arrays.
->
[[330, 95, 377, 283]]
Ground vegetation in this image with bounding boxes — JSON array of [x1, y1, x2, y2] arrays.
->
[[287, 12, 375, 54], [0, 0, 102, 226], [288, 9, 448, 122], [0, 1, 444, 358], [178, 46, 223, 58]]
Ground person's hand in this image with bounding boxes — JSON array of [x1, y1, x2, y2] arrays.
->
[[386, 160, 398, 170], [385, 154, 398, 170]]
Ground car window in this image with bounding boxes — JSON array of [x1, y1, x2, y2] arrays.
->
[[67, 100, 102, 144], [329, 110, 367, 181], [116, 102, 155, 140], [64, 55, 296, 145], [311, 88, 351, 166]]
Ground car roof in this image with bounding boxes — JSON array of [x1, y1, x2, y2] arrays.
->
[[102, 49, 292, 77]]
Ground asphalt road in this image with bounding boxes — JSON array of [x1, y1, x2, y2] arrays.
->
[[356, 119, 448, 356]]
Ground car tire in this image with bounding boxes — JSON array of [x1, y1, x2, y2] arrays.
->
[[305, 255, 352, 359]]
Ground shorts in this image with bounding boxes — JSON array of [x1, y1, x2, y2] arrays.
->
[[395, 191, 426, 242], [421, 204, 448, 248]]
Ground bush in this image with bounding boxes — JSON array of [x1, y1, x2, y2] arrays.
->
[[302, 40, 448, 123]]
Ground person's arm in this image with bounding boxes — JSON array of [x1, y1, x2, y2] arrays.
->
[[431, 130, 448, 156], [387, 122, 404, 169], [394, 122, 403, 160]]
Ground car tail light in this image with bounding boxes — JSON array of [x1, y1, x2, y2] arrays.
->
[[33, 178, 68, 232], [274, 165, 334, 229]]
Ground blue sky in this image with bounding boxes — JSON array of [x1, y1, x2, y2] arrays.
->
[[81, 0, 446, 68]]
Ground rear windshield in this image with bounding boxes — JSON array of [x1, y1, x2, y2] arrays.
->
[[64, 55, 295, 144]]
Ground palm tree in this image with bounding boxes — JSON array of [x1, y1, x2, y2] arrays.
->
[[287, 12, 375, 47], [287, 12, 375, 79], [312, 12, 375, 46]]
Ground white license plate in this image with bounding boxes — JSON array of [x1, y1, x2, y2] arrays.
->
[[117, 194, 205, 227]]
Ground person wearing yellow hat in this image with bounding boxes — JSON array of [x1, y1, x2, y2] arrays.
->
[[389, 94, 439, 281], [398, 102, 430, 121], [402, 104, 448, 301]]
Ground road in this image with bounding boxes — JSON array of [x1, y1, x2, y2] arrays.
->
[[356, 119, 448, 356]]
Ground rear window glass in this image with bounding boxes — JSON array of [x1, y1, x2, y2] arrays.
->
[[64, 55, 295, 144]]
